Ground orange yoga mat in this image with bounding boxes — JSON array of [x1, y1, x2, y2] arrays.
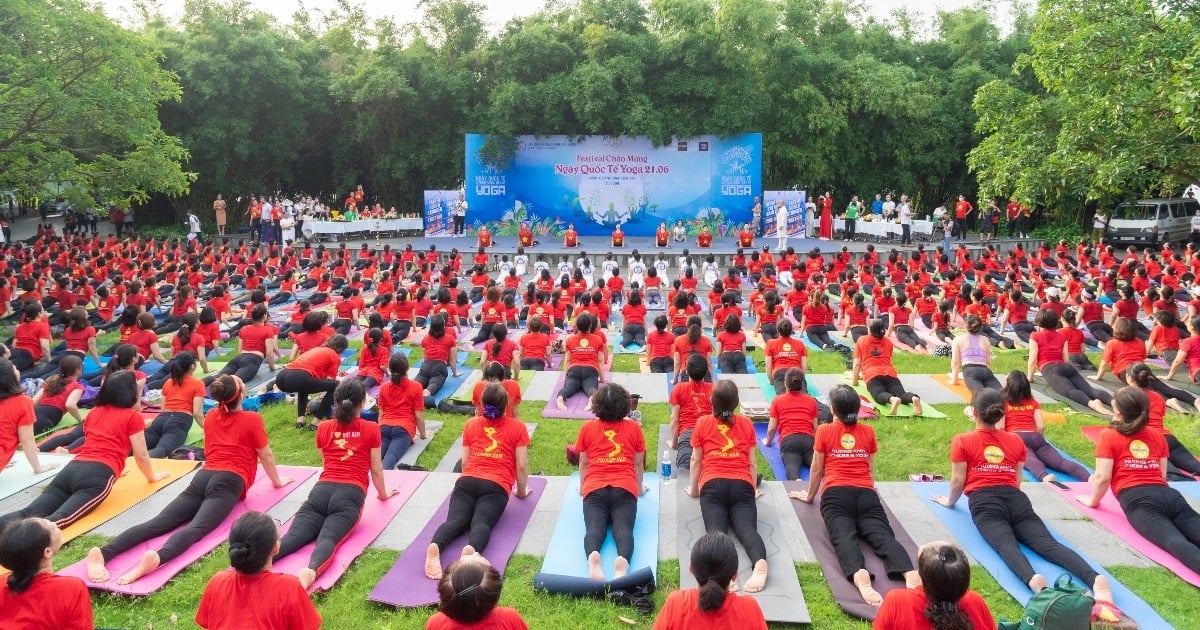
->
[[930, 373, 1065, 424], [60, 457, 200, 543]]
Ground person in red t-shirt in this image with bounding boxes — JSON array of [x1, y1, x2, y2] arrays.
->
[[574, 384, 646, 580], [195, 511, 321, 630], [765, 320, 808, 395], [275, 380, 396, 589], [472, 362, 523, 419], [11, 302, 52, 377], [652, 531, 767, 629], [518, 222, 534, 248], [762, 368, 822, 481], [932, 389, 1113, 600], [1000, 371, 1090, 482], [685, 381, 769, 593], [646, 315, 676, 374], [791, 385, 917, 605], [852, 320, 923, 416], [425, 383, 531, 580], [556, 313, 606, 411], [655, 222, 670, 248], [696, 226, 713, 248], [276, 335, 348, 430], [0, 372, 168, 532], [517, 317, 553, 371], [205, 304, 277, 386], [417, 314, 460, 405], [0, 517, 94, 630], [0, 358, 58, 473], [427, 551, 529, 630], [1078, 387, 1200, 574], [611, 224, 625, 248], [354, 329, 391, 388], [669, 355, 714, 472], [619, 291, 648, 349], [85, 373, 290, 586], [378, 353, 427, 470], [873, 542, 995, 630], [715, 314, 748, 374], [563, 225, 579, 248]]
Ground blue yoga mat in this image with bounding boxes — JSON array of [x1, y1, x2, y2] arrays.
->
[[753, 422, 808, 481], [428, 371, 471, 406], [1172, 481, 1200, 501], [911, 481, 1169, 628], [1021, 440, 1091, 483], [538, 472, 659, 580]]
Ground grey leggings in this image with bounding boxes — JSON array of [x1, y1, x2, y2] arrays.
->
[[961, 364, 1001, 399]]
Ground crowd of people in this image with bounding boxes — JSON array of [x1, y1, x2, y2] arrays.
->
[[0, 220, 1198, 628]]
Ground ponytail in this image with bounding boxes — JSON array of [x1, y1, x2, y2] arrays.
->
[[389, 352, 410, 385], [332, 379, 365, 425], [0, 519, 52, 594], [366, 328, 382, 355], [169, 352, 196, 387], [491, 326, 508, 362]]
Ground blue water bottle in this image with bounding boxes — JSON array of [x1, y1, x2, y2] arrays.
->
[[661, 449, 673, 484]]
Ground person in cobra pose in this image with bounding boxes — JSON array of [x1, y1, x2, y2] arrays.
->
[[1027, 309, 1112, 416], [949, 315, 1001, 402], [852, 319, 924, 416]]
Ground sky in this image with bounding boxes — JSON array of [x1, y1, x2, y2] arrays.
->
[[97, 0, 990, 33]]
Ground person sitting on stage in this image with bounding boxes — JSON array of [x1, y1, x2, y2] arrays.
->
[[563, 224, 579, 248], [697, 226, 713, 248], [656, 222, 670, 248], [477, 225, 492, 248], [672, 220, 687, 243], [738, 223, 755, 248], [518, 222, 534, 247], [611, 224, 625, 248]]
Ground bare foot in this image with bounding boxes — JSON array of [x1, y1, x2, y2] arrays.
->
[[584, 400, 593, 412], [614, 556, 629, 579], [1093, 575, 1113, 603], [461, 545, 476, 558], [743, 559, 768, 593], [903, 570, 921, 589], [297, 567, 316, 590], [1088, 400, 1112, 416], [727, 579, 739, 593], [85, 547, 109, 583], [1167, 399, 1188, 415], [853, 568, 882, 606], [116, 550, 160, 585], [1042, 473, 1057, 484], [911, 397, 923, 416], [588, 551, 604, 581], [556, 396, 567, 411], [1028, 574, 1048, 592], [889, 398, 902, 416], [424, 543, 443, 580]]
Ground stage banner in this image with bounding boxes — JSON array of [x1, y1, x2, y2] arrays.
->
[[763, 190, 808, 236], [464, 134, 762, 237], [423, 190, 459, 237]]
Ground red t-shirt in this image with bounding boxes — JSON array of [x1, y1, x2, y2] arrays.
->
[[162, 375, 205, 414], [950, 429, 1026, 494], [672, 334, 713, 360], [565, 333, 603, 371], [692, 414, 755, 489], [37, 379, 83, 413], [125, 329, 159, 360], [74, 405, 145, 476], [62, 326, 96, 354], [715, 330, 745, 354], [1003, 398, 1040, 433], [421, 331, 458, 363], [195, 570, 321, 630], [518, 332, 551, 363], [1182, 335, 1200, 375], [0, 394, 36, 470], [202, 409, 269, 497], [855, 334, 896, 382], [765, 337, 807, 375], [471, 380, 522, 417], [814, 420, 877, 490], [646, 330, 675, 360], [873, 586, 994, 630], [652, 588, 767, 630], [238, 323, 278, 354], [1149, 324, 1181, 353], [1095, 426, 1168, 496], [621, 303, 647, 327], [0, 572, 93, 630], [669, 380, 714, 433], [462, 416, 530, 490], [357, 344, 390, 381], [425, 606, 528, 630], [1061, 327, 1085, 355], [485, 338, 518, 368], [769, 392, 817, 438], [316, 417, 381, 492], [171, 332, 208, 357], [575, 418, 645, 498], [287, 347, 341, 379], [1030, 329, 1065, 370], [13, 320, 51, 361], [291, 329, 333, 356], [1101, 338, 1145, 375], [378, 378, 424, 433]]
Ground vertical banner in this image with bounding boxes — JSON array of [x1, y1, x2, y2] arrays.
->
[[423, 190, 459, 237], [763, 190, 808, 236], [463, 134, 762, 237]]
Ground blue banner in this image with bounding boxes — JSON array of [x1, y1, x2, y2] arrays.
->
[[763, 190, 808, 236], [423, 190, 460, 237], [464, 134, 762, 237]]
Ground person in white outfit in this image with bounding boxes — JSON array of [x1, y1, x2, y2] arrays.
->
[[775, 201, 789, 251]]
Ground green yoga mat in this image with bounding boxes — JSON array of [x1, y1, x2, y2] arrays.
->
[[847, 381, 947, 418]]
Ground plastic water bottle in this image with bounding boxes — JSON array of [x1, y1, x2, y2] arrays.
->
[[661, 449, 673, 484]]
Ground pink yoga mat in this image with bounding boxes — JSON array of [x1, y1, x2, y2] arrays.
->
[[539, 371, 607, 419], [368, 475, 547, 607], [58, 465, 318, 595], [272, 470, 427, 592], [1054, 481, 1200, 588]]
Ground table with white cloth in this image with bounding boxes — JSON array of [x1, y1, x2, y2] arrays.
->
[[833, 219, 934, 241], [303, 218, 423, 240]]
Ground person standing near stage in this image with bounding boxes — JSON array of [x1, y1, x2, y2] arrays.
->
[[775, 200, 789, 250], [453, 193, 467, 237], [954, 195, 972, 242], [819, 192, 833, 240], [751, 196, 762, 236], [213, 195, 227, 236], [1006, 197, 1021, 239], [845, 196, 859, 239], [899, 195, 913, 246]]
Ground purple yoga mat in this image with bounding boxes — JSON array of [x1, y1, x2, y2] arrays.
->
[[539, 371, 607, 419], [58, 465, 318, 595], [272, 470, 427, 592], [367, 475, 547, 607], [782, 480, 918, 621]]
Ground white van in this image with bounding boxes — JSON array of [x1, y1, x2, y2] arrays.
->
[[1105, 198, 1200, 246]]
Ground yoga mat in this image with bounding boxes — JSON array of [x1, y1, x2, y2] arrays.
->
[[753, 422, 807, 481], [540, 371, 610, 420], [847, 381, 947, 418], [674, 481, 810, 623], [521, 371, 562, 402], [612, 341, 644, 355], [0, 453, 73, 501], [929, 373, 1066, 419], [428, 370, 471, 406], [1017, 437, 1092, 483], [59, 458, 201, 544], [59, 465, 317, 594], [912, 481, 1171, 627], [367, 475, 548, 608], [782, 480, 916, 621], [1029, 380, 1104, 418], [535, 472, 659, 585], [273, 469, 428, 592], [35, 414, 81, 440]]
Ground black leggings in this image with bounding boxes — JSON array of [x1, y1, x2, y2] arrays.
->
[[806, 326, 836, 350], [276, 481, 365, 573], [0, 460, 115, 530], [1012, 321, 1036, 343], [961, 365, 1001, 399], [675, 429, 694, 471], [1041, 362, 1111, 407], [699, 478, 766, 565], [1086, 320, 1113, 344], [472, 322, 497, 345], [431, 476, 509, 553], [759, 322, 778, 341], [560, 365, 600, 400], [145, 411, 194, 458], [275, 368, 338, 419], [33, 405, 65, 434], [1166, 434, 1200, 477], [621, 323, 646, 347], [519, 358, 546, 371], [648, 357, 673, 374], [392, 320, 412, 342], [780, 433, 814, 481], [933, 327, 955, 344], [100, 470, 244, 564], [415, 360, 449, 396], [866, 375, 916, 406], [979, 325, 1014, 349], [893, 325, 926, 349], [39, 424, 84, 452], [1017, 432, 1090, 481], [1070, 353, 1096, 371], [583, 486, 637, 560], [332, 318, 353, 336], [718, 351, 747, 375], [203, 353, 263, 386], [968, 486, 1099, 585], [1115, 371, 1194, 407], [820, 486, 913, 580], [268, 291, 292, 306], [1118, 484, 1200, 574]]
